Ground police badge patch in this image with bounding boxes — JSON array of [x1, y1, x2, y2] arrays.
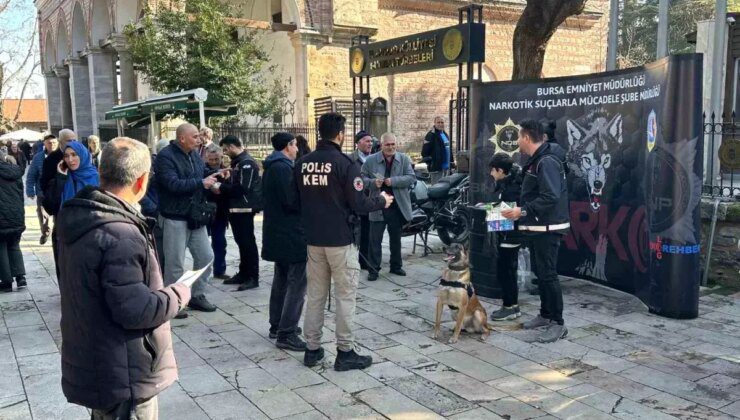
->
[[353, 177, 364, 191]]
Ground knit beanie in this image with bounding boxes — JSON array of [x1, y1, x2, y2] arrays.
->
[[271, 132, 294, 151]]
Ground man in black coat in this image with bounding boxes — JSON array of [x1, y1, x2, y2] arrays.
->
[[503, 119, 570, 344], [217, 135, 263, 291], [422, 116, 455, 184], [0, 158, 26, 291], [56, 137, 191, 418], [262, 132, 307, 351]]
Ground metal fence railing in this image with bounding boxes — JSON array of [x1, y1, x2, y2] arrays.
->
[[703, 112, 740, 199], [213, 123, 318, 160]]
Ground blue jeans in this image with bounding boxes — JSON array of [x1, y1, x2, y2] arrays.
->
[[208, 216, 228, 276]]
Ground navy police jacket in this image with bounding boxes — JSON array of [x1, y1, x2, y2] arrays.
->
[[295, 139, 386, 247], [519, 142, 570, 233]]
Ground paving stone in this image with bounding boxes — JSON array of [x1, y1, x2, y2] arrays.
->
[[294, 382, 382, 419], [699, 358, 740, 380], [430, 350, 509, 382], [194, 390, 268, 420], [23, 373, 89, 420], [527, 390, 615, 419], [256, 350, 325, 389], [501, 360, 581, 391], [0, 362, 24, 399], [193, 343, 257, 374], [580, 349, 638, 373], [177, 364, 234, 397], [719, 399, 740, 417], [619, 365, 732, 409], [481, 397, 547, 420], [545, 358, 596, 377], [354, 328, 401, 350], [8, 324, 58, 357], [276, 409, 329, 420], [158, 383, 210, 419], [697, 373, 740, 396], [241, 383, 314, 419], [572, 369, 660, 401], [638, 391, 736, 420], [354, 312, 406, 335], [2, 308, 45, 328], [375, 345, 436, 368], [448, 407, 505, 419], [624, 349, 714, 381], [356, 386, 444, 420], [558, 383, 622, 413], [384, 375, 477, 416], [610, 397, 678, 420], [412, 363, 506, 403], [387, 330, 451, 355], [320, 365, 383, 393], [365, 361, 415, 382], [0, 395, 32, 420]]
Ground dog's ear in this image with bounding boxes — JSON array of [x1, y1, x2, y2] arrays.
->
[[566, 120, 584, 146]]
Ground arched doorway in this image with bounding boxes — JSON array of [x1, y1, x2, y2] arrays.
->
[[55, 17, 74, 128], [71, 2, 87, 55], [90, 0, 112, 45], [43, 30, 55, 70]]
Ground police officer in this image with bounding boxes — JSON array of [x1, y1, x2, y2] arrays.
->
[[502, 119, 570, 343], [296, 113, 393, 371]]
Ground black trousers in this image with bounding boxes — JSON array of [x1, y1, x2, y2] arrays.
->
[[497, 246, 520, 307], [229, 213, 259, 281], [358, 215, 370, 268], [529, 233, 564, 324], [0, 236, 25, 284], [368, 206, 405, 275], [269, 261, 307, 338]]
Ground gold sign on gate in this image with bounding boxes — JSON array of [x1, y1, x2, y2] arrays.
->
[[351, 48, 365, 75], [442, 29, 463, 61]]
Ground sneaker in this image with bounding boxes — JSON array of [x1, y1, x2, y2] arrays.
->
[[304, 347, 325, 367], [188, 296, 217, 312], [276, 334, 307, 351], [214, 273, 231, 280], [174, 310, 189, 319], [538, 322, 568, 343], [269, 327, 302, 339], [0, 283, 11, 293], [334, 347, 372, 371], [389, 268, 406, 276], [521, 314, 550, 330], [367, 273, 378, 282], [223, 274, 244, 285], [236, 278, 259, 291], [490, 305, 521, 321], [15, 276, 26, 288]]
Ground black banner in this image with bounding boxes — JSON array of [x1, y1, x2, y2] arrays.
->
[[469, 55, 704, 319]]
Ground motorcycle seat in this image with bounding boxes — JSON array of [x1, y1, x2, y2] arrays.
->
[[427, 173, 466, 199]]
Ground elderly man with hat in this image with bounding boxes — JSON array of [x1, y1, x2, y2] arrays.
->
[[348, 131, 374, 269]]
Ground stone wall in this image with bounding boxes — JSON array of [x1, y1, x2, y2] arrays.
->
[[700, 200, 740, 290], [305, 0, 610, 149]]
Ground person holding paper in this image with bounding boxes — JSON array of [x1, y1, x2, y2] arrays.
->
[[487, 153, 523, 321], [56, 137, 192, 419]]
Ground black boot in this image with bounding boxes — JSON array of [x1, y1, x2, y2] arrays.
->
[[15, 276, 26, 288], [304, 347, 325, 367], [270, 326, 302, 339], [0, 282, 11, 293], [236, 278, 259, 291], [334, 347, 372, 371], [223, 273, 244, 285], [276, 333, 307, 351]]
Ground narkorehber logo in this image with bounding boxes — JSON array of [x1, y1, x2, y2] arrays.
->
[[649, 236, 700, 260], [489, 118, 520, 155], [647, 109, 657, 153]]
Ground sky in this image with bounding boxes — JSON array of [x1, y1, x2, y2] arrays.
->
[[1, 0, 45, 99]]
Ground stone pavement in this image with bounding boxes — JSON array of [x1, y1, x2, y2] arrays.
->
[[2, 203, 740, 420]]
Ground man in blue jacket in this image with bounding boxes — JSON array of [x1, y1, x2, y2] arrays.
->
[[155, 123, 219, 312], [26, 134, 57, 245]]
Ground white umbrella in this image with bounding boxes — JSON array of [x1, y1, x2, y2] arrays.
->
[[0, 128, 44, 141]]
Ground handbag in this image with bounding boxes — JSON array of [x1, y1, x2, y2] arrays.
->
[[186, 189, 217, 230]]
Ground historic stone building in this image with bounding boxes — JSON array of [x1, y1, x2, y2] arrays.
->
[[38, 0, 610, 145]]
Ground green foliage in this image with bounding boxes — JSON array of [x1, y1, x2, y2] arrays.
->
[[124, 0, 287, 119], [618, 0, 714, 68]]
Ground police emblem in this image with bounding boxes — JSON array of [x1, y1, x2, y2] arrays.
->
[[489, 118, 520, 156], [647, 110, 657, 153], [353, 177, 364, 192]]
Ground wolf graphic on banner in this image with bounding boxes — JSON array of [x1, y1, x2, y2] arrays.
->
[[565, 110, 623, 212]]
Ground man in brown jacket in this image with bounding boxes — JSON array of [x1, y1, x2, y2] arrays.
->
[[56, 137, 192, 419]]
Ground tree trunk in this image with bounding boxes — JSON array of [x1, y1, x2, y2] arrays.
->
[[512, 0, 587, 80]]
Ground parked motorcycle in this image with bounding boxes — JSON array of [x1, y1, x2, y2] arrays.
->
[[403, 171, 470, 249]]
